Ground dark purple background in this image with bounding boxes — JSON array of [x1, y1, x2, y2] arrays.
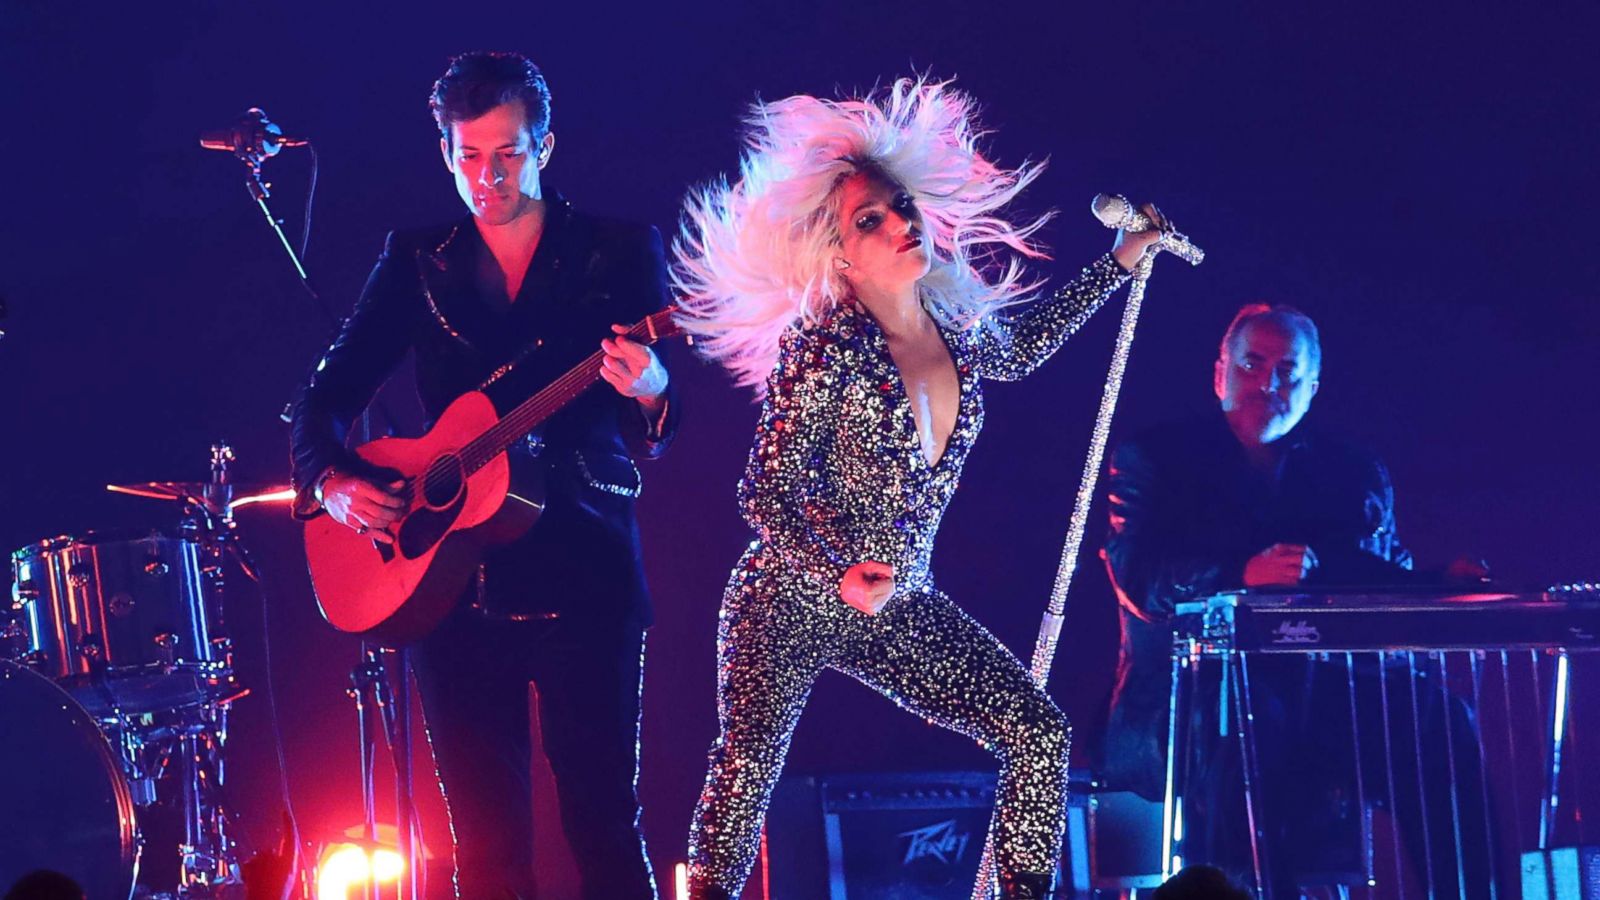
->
[[4, 3, 1597, 895]]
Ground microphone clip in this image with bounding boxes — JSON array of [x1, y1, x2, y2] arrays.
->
[[201, 108, 306, 199]]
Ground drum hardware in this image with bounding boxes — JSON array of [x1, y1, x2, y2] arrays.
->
[[11, 530, 220, 707], [3, 441, 293, 896], [117, 442, 276, 897]]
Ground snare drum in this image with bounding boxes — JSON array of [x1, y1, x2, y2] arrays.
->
[[0, 662, 139, 900], [10, 531, 224, 712]]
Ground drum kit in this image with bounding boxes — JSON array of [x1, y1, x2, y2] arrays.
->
[[0, 117, 430, 899], [2, 443, 292, 899]]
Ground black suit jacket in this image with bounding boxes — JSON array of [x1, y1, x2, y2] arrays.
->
[[1097, 412, 1411, 797], [290, 197, 678, 626]]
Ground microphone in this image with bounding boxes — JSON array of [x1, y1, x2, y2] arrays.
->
[[199, 108, 308, 160], [1091, 193, 1204, 266]]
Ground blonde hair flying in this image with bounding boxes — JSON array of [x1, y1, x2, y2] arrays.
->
[[672, 76, 1054, 393]]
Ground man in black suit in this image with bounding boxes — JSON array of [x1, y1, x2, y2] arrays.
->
[[1099, 304, 1499, 896], [290, 52, 676, 900]]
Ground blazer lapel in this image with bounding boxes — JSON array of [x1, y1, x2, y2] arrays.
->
[[417, 217, 496, 352]]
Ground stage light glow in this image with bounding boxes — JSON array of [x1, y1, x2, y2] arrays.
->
[[1553, 651, 1570, 745], [674, 862, 689, 900], [316, 842, 405, 900], [316, 845, 368, 900], [371, 847, 406, 882], [230, 487, 297, 508]]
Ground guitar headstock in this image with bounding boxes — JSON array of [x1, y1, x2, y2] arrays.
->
[[628, 305, 690, 346]]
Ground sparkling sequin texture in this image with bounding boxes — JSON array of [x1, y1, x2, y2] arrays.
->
[[687, 255, 1130, 894]]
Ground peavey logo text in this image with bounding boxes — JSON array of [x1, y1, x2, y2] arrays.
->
[[899, 819, 971, 866], [1271, 620, 1321, 644]]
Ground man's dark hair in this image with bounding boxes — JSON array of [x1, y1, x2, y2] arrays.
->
[[4, 870, 85, 900], [1151, 864, 1252, 900], [429, 51, 552, 147]]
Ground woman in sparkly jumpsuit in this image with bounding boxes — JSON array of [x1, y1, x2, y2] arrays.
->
[[673, 78, 1168, 900]]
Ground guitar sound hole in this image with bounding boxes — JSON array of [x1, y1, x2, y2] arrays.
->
[[422, 455, 465, 508]]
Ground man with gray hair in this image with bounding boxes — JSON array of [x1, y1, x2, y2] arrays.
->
[[1097, 303, 1500, 895]]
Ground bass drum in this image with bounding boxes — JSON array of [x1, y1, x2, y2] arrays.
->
[[0, 662, 138, 900]]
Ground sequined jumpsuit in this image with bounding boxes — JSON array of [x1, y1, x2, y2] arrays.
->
[[687, 254, 1130, 893]]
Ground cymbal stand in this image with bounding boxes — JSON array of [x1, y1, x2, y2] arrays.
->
[[165, 441, 257, 896], [176, 715, 243, 896]]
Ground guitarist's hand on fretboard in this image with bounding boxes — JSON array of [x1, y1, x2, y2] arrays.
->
[[599, 322, 670, 405], [321, 471, 407, 544]]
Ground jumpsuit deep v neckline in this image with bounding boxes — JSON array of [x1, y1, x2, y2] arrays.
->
[[870, 307, 963, 471]]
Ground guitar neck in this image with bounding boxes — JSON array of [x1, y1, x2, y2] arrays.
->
[[455, 308, 682, 476]]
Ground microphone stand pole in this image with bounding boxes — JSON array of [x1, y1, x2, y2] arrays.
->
[[234, 144, 334, 327], [970, 222, 1203, 899], [222, 135, 398, 426]]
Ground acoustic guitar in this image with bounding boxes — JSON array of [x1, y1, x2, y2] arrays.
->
[[304, 307, 683, 643]]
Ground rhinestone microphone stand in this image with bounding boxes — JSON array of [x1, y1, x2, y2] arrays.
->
[[971, 197, 1203, 899]]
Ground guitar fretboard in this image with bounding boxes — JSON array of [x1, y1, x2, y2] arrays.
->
[[455, 308, 682, 479]]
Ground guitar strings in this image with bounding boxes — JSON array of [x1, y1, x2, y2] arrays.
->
[[411, 314, 673, 503]]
